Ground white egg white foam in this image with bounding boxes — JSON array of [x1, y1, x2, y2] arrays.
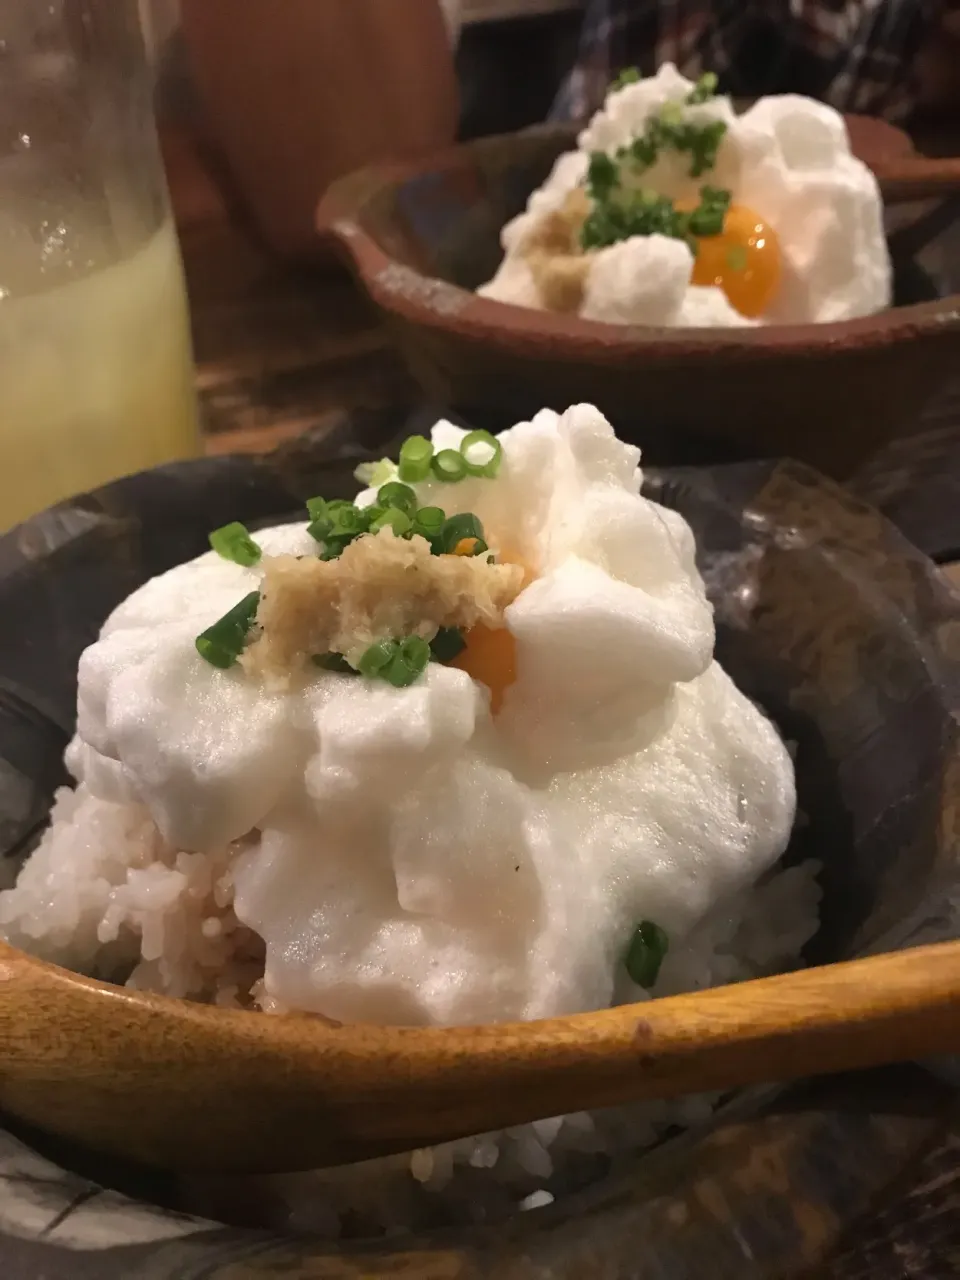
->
[[480, 63, 891, 327], [2, 405, 796, 1027]]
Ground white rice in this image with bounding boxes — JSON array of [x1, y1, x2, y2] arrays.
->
[[0, 783, 820, 1236]]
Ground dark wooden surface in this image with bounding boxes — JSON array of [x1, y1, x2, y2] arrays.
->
[[161, 123, 960, 1277]]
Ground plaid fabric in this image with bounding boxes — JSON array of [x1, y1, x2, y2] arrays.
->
[[552, 0, 943, 122]]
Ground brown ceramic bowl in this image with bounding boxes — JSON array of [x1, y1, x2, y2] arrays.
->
[[317, 119, 960, 478], [1, 410, 960, 1277]]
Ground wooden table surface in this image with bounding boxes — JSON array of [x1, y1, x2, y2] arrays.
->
[[160, 124, 960, 1277]]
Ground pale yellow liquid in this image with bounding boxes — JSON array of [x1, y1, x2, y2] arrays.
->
[[0, 216, 200, 529]]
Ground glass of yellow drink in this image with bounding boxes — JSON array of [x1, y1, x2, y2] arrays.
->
[[0, 1, 200, 530]]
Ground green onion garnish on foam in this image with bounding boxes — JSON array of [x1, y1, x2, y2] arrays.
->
[[306, 498, 361, 543], [376, 481, 418, 513], [318, 629, 467, 686], [356, 636, 433, 687], [357, 426, 504, 490], [624, 920, 670, 989], [431, 449, 468, 483], [208, 522, 262, 567], [199, 428, 506, 672], [357, 639, 398, 678], [369, 507, 413, 537], [412, 506, 446, 540], [385, 637, 432, 687], [397, 435, 434, 483], [353, 457, 395, 487], [195, 592, 261, 669], [460, 430, 502, 478]]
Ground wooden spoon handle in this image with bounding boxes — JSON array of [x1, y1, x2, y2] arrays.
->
[[548, 937, 960, 1099], [374, 940, 960, 1155], [2, 938, 960, 1172], [876, 155, 960, 204]]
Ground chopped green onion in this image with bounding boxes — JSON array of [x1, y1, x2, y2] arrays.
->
[[611, 66, 640, 90], [398, 435, 434, 483], [439, 512, 486, 555], [587, 151, 619, 203], [384, 636, 431, 688], [582, 104, 729, 252], [327, 505, 366, 537], [354, 458, 395, 488], [358, 639, 398, 677], [377, 481, 418, 513], [307, 518, 332, 543], [196, 592, 261, 669], [431, 449, 468, 483], [318, 539, 352, 562], [430, 627, 466, 663], [460, 430, 502, 479], [306, 496, 354, 520], [312, 652, 356, 673], [687, 184, 731, 239], [370, 506, 413, 536], [659, 100, 684, 126], [582, 174, 731, 252], [624, 921, 670, 989], [412, 505, 446, 539], [402, 635, 431, 668], [686, 71, 718, 105], [356, 636, 433, 686], [306, 497, 333, 542], [208, 522, 262, 567], [307, 498, 362, 544]]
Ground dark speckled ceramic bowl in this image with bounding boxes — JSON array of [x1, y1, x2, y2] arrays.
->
[[317, 119, 960, 479], [1, 408, 960, 1277]]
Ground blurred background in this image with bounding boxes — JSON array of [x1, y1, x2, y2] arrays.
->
[[2, 0, 959, 524]]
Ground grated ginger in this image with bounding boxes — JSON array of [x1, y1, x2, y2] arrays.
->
[[522, 187, 592, 313], [242, 527, 525, 687]]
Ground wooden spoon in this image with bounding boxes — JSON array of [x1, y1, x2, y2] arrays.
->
[[1, 936, 960, 1173]]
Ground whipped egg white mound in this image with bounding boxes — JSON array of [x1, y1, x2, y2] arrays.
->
[[0, 405, 807, 1032], [480, 64, 891, 328]]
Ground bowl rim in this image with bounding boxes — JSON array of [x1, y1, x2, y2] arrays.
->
[[2, 446, 960, 1278], [2, 454, 960, 1180], [316, 122, 960, 360]]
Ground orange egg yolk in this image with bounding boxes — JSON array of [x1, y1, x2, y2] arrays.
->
[[682, 203, 782, 319], [448, 546, 531, 713], [451, 624, 517, 714], [453, 537, 482, 557]]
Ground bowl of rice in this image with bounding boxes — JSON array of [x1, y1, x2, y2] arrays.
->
[[0, 404, 958, 1278], [317, 66, 960, 479]]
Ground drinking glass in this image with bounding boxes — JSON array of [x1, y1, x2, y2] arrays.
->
[[0, 0, 200, 529]]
